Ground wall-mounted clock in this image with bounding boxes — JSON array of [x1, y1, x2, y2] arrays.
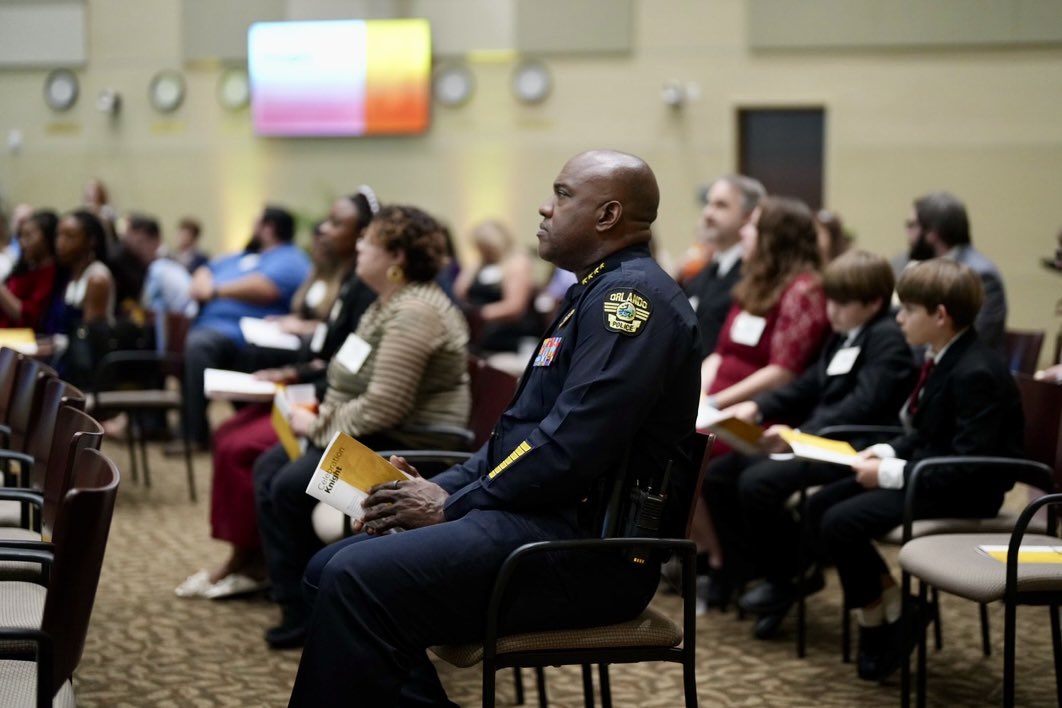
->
[[433, 62, 475, 107], [512, 60, 552, 105], [218, 67, 250, 111], [149, 70, 186, 113], [44, 69, 79, 111]]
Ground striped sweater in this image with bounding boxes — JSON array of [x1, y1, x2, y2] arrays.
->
[[309, 281, 471, 449]]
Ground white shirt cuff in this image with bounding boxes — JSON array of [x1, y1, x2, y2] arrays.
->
[[869, 443, 896, 459], [877, 457, 907, 489]]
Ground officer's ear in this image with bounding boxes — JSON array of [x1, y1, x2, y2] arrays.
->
[[596, 200, 622, 232]]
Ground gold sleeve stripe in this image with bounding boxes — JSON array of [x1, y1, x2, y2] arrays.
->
[[488, 440, 532, 479]]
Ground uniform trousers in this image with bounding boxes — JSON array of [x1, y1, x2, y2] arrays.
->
[[736, 458, 850, 583], [288, 510, 660, 707]]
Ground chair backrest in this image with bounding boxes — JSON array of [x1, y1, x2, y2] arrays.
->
[[41, 405, 105, 540], [1015, 373, 1062, 479], [467, 356, 518, 449], [0, 346, 20, 422], [40, 446, 120, 698], [24, 378, 77, 493], [5, 356, 52, 452], [1004, 329, 1046, 375]]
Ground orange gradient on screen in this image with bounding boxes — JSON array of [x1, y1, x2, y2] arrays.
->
[[364, 19, 430, 135]]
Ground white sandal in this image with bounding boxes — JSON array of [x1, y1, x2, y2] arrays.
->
[[174, 569, 213, 598]]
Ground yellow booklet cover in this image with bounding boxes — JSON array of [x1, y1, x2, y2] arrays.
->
[[978, 545, 1062, 564], [305, 430, 410, 520], [271, 384, 317, 460], [0, 328, 37, 354], [695, 401, 762, 455], [779, 429, 859, 466]]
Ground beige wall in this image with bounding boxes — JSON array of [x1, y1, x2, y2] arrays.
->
[[1, 0, 1060, 361]]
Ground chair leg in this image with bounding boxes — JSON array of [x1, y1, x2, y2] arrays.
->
[[797, 592, 807, 658], [916, 581, 928, 708], [682, 657, 698, 708], [535, 667, 548, 708], [512, 667, 525, 706], [980, 603, 992, 657], [125, 410, 139, 483], [483, 665, 496, 708], [580, 664, 594, 708], [136, 413, 151, 489], [842, 603, 851, 664], [901, 571, 912, 708], [1051, 605, 1062, 708], [1003, 599, 1017, 708], [183, 425, 196, 502], [598, 664, 613, 708], [930, 586, 942, 651]]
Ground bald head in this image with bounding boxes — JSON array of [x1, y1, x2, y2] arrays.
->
[[537, 150, 660, 275]]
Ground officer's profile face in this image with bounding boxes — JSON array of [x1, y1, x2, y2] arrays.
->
[[537, 155, 602, 271]]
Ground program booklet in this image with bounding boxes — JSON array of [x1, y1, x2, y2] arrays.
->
[[977, 545, 1062, 564], [204, 368, 278, 402], [239, 317, 302, 351], [271, 383, 317, 460], [0, 328, 38, 355], [779, 429, 859, 467], [695, 402, 763, 455], [305, 430, 411, 522]]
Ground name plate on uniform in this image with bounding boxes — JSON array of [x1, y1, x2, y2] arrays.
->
[[730, 311, 767, 347], [826, 346, 861, 376]]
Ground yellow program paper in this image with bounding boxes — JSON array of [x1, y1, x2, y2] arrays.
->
[[779, 429, 859, 466], [305, 431, 410, 520], [977, 545, 1062, 564]]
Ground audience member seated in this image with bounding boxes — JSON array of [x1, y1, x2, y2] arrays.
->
[[0, 207, 16, 282], [173, 191, 378, 600], [55, 209, 115, 331], [695, 196, 830, 609], [254, 205, 470, 649], [82, 177, 119, 244], [808, 258, 1023, 681], [123, 214, 195, 328], [173, 216, 209, 273], [179, 205, 310, 450], [454, 219, 541, 353], [683, 174, 765, 356], [709, 250, 916, 638], [815, 208, 850, 264], [284, 150, 700, 707], [0, 209, 60, 330], [896, 191, 1007, 354]]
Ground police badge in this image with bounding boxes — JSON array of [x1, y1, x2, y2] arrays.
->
[[603, 289, 652, 335]]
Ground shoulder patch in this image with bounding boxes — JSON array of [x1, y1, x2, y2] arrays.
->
[[603, 288, 652, 336]]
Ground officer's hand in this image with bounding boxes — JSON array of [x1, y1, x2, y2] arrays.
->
[[357, 478, 448, 534]]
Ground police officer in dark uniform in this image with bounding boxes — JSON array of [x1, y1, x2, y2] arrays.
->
[[287, 150, 701, 707]]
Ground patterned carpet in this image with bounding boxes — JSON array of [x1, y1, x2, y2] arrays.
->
[[68, 437, 1061, 707]]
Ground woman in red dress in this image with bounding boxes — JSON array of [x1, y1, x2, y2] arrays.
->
[[696, 197, 830, 609], [0, 209, 60, 330]]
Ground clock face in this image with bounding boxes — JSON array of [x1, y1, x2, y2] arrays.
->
[[44, 69, 78, 111], [433, 63, 474, 107], [512, 61, 551, 105], [149, 70, 185, 113], [218, 67, 250, 110]]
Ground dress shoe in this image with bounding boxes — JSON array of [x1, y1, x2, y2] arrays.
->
[[753, 606, 790, 640], [739, 568, 825, 615], [857, 597, 936, 682], [174, 569, 212, 598], [266, 606, 308, 650]]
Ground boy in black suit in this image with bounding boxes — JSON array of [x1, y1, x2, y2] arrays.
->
[[809, 258, 1024, 680], [713, 251, 916, 635]]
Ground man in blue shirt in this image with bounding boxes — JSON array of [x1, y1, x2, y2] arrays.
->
[[179, 205, 310, 449]]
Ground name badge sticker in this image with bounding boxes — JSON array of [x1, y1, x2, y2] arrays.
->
[[335, 333, 372, 374], [826, 346, 861, 376], [730, 311, 767, 347], [238, 253, 261, 272]]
